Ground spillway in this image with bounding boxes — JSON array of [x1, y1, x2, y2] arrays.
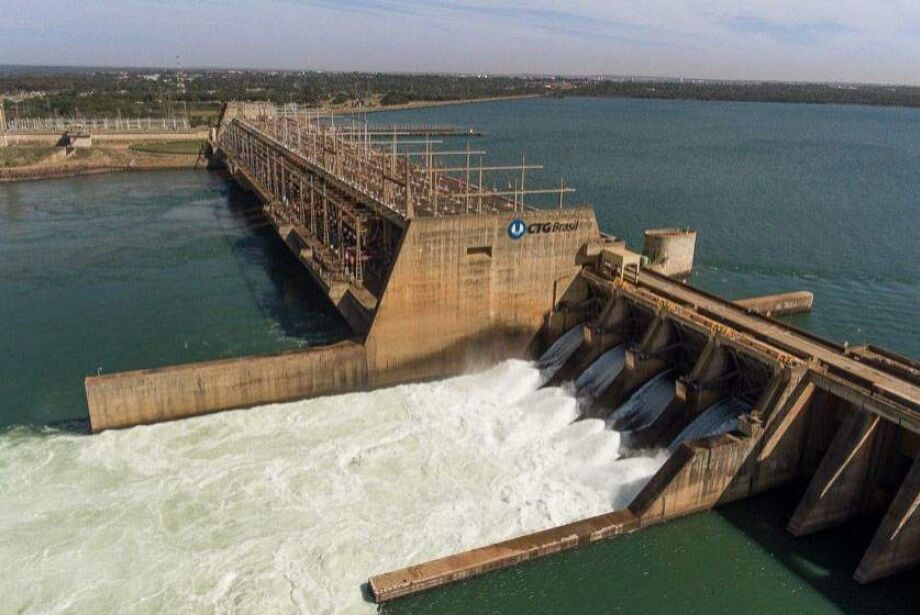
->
[[608, 370, 676, 433], [575, 345, 626, 400], [537, 326, 585, 381], [668, 397, 751, 453]]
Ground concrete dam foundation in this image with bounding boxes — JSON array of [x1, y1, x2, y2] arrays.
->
[[84, 102, 920, 598]]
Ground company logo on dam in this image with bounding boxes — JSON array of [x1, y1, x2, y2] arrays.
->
[[508, 219, 527, 240], [507, 219, 579, 240]]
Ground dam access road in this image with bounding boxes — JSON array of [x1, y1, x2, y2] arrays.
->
[[81, 102, 920, 601]]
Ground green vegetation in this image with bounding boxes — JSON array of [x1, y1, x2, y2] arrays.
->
[[0, 145, 57, 167], [568, 79, 920, 108], [129, 140, 205, 155], [4, 66, 920, 129], [0, 68, 550, 126]]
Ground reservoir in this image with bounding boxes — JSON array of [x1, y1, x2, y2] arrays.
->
[[2, 97, 919, 612]]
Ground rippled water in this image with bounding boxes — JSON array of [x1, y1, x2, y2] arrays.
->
[[3, 97, 920, 613], [0, 171, 349, 428]]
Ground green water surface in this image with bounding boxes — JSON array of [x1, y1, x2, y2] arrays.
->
[[3, 97, 920, 613]]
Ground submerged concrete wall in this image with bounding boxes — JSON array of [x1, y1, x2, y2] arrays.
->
[[86, 341, 367, 432]]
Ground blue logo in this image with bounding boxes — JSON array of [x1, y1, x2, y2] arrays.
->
[[508, 219, 526, 240]]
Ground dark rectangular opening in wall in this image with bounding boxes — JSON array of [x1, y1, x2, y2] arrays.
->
[[467, 246, 492, 258]]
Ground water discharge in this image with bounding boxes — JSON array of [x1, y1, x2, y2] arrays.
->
[[608, 370, 676, 433], [668, 397, 751, 453], [537, 326, 584, 380], [574, 345, 626, 400], [0, 360, 665, 614]]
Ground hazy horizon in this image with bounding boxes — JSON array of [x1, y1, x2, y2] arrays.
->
[[2, 1, 920, 85]]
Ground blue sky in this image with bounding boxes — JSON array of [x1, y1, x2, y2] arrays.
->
[[2, 1, 919, 84]]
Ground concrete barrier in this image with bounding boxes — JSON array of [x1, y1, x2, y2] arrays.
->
[[369, 509, 639, 602], [85, 341, 367, 432], [735, 291, 814, 316]]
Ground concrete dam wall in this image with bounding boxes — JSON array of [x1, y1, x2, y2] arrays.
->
[[87, 342, 368, 432], [86, 102, 600, 430], [82, 103, 920, 596], [85, 206, 598, 431]]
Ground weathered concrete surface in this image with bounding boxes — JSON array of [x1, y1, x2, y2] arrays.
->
[[788, 411, 888, 536], [677, 339, 733, 416], [369, 509, 639, 602], [594, 314, 675, 419], [86, 341, 367, 432], [631, 368, 815, 524], [366, 209, 599, 387], [855, 456, 920, 583], [642, 228, 696, 278], [735, 291, 814, 316], [630, 430, 760, 525], [751, 372, 817, 492]]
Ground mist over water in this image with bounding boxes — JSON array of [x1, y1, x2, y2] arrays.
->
[[0, 361, 664, 614]]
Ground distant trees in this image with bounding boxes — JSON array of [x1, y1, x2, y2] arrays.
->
[[0, 70, 549, 124], [568, 80, 920, 108], [4, 68, 920, 127], [380, 91, 412, 106]]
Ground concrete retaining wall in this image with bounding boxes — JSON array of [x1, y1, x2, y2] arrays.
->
[[369, 509, 639, 602], [6, 131, 208, 145], [735, 291, 814, 316], [86, 341, 367, 432]]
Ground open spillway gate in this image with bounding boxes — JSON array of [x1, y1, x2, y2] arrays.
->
[[82, 102, 920, 598], [369, 266, 920, 600]]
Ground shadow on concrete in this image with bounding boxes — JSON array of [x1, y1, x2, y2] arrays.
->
[[715, 483, 919, 614]]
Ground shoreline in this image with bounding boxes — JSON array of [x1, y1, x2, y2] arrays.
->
[[0, 157, 204, 184], [334, 93, 544, 115]]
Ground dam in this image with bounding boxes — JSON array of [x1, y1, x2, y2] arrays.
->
[[82, 102, 920, 600]]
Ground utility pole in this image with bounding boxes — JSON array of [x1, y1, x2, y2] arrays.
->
[[0, 99, 7, 147]]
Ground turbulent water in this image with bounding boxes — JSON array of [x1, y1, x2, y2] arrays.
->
[[0, 360, 664, 614], [668, 397, 751, 453], [608, 370, 676, 433], [574, 345, 626, 400], [537, 326, 584, 380]]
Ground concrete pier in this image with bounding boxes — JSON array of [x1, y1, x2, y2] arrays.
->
[[86, 342, 367, 432], [735, 291, 814, 316], [855, 456, 920, 583], [642, 228, 697, 278], [369, 509, 639, 602], [788, 411, 886, 536]]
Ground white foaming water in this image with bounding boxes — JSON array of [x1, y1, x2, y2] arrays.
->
[[668, 397, 751, 453], [608, 370, 676, 433], [0, 360, 665, 615], [574, 345, 626, 400], [537, 326, 584, 379]]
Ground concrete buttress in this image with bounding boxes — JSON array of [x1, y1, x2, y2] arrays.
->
[[854, 456, 920, 583], [788, 411, 887, 536]]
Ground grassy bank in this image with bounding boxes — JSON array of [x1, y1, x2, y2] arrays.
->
[[0, 146, 58, 168], [129, 141, 206, 155]]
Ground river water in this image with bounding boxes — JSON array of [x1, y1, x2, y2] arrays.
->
[[2, 97, 920, 613]]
